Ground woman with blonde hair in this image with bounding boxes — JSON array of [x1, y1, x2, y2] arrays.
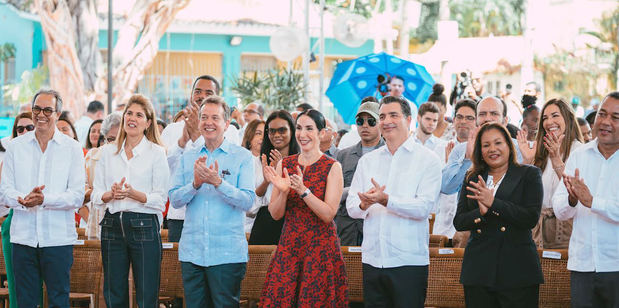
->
[[517, 98, 584, 249], [92, 94, 169, 307]]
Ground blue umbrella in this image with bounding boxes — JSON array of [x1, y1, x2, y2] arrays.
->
[[326, 52, 435, 124]]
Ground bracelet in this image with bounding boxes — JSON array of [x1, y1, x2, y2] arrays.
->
[[300, 188, 311, 199], [553, 164, 565, 171]]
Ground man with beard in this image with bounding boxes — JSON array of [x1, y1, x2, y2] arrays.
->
[[413, 102, 446, 162], [335, 98, 384, 246]]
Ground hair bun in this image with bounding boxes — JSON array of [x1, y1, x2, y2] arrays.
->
[[521, 94, 537, 109], [432, 83, 444, 96]]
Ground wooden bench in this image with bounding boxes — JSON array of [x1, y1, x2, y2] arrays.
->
[[70, 240, 103, 308], [240, 245, 277, 307]]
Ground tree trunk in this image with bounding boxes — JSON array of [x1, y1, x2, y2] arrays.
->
[[103, 0, 191, 107], [35, 0, 86, 117], [68, 0, 101, 92]]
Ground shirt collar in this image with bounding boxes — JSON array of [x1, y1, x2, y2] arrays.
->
[[586, 138, 618, 160], [380, 135, 416, 154], [27, 128, 67, 146], [200, 137, 230, 154], [121, 136, 150, 157]]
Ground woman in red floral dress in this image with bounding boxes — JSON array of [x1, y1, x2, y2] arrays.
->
[[260, 109, 348, 307]]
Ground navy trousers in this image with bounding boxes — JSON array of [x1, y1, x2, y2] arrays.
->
[[12, 243, 73, 308], [180, 262, 246, 308], [101, 211, 162, 308]]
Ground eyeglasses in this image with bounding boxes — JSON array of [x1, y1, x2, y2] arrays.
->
[[268, 127, 288, 135], [243, 109, 260, 115], [356, 117, 377, 127], [16, 124, 35, 133], [455, 114, 476, 122], [32, 105, 56, 116], [106, 136, 116, 143]]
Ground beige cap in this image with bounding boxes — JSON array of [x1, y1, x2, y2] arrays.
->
[[356, 101, 380, 120]]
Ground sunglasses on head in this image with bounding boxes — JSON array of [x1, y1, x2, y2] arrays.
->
[[356, 117, 377, 127], [16, 124, 35, 133]]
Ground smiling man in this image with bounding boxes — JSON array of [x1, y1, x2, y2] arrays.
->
[[553, 91, 619, 308], [169, 95, 255, 307], [0, 89, 85, 307], [347, 96, 441, 307]]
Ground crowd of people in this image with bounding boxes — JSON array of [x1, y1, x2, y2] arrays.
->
[[0, 72, 616, 308]]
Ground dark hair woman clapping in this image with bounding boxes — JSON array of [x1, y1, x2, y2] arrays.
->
[[454, 123, 544, 308]]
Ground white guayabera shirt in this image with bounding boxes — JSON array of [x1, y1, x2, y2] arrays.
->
[[347, 136, 442, 268], [0, 129, 85, 247]]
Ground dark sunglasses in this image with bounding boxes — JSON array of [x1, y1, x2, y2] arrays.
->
[[268, 127, 288, 135], [16, 124, 35, 133], [356, 117, 377, 127], [32, 105, 56, 116]]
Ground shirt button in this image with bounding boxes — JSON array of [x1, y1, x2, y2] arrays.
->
[[476, 229, 482, 234], [500, 226, 506, 232], [140, 222, 144, 226]]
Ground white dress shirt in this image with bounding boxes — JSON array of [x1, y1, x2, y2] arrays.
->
[[347, 136, 442, 268], [0, 129, 85, 247], [542, 141, 583, 209], [244, 155, 266, 233], [92, 137, 170, 224], [553, 140, 619, 272]]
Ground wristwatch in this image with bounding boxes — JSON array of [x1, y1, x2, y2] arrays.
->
[[300, 188, 311, 199]]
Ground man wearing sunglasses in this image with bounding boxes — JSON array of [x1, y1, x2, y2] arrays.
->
[[0, 89, 85, 307], [335, 98, 384, 246]]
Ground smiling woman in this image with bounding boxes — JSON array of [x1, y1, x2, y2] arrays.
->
[[454, 123, 544, 308]]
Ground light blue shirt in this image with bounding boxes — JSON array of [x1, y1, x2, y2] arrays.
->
[[441, 138, 523, 195], [169, 138, 255, 267]]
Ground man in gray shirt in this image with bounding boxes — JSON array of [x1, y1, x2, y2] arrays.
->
[[335, 98, 384, 246]]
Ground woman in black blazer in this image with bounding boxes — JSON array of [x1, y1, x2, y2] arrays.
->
[[454, 123, 544, 308]]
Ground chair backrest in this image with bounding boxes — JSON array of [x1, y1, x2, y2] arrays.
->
[[429, 213, 436, 234], [160, 242, 184, 299], [538, 249, 570, 307], [70, 241, 103, 295], [341, 247, 363, 302], [429, 234, 448, 248], [241, 245, 277, 302], [425, 248, 466, 308], [160, 229, 169, 243], [76, 228, 87, 240]]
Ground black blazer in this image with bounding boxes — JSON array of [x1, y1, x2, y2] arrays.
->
[[453, 163, 544, 289]]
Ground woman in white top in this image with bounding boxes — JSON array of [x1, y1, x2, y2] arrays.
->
[[518, 98, 583, 249], [92, 95, 169, 308], [240, 119, 266, 233]]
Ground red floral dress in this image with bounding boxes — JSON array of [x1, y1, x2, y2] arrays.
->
[[260, 154, 348, 307]]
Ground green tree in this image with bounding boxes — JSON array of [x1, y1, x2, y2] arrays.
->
[[449, 0, 524, 37], [230, 67, 307, 111], [0, 43, 16, 62], [584, 7, 619, 88], [3, 65, 49, 108]]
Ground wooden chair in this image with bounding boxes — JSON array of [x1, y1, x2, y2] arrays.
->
[[429, 234, 449, 248], [429, 213, 436, 234], [240, 245, 277, 307], [425, 247, 466, 308], [538, 249, 570, 308], [160, 229, 169, 243], [341, 246, 363, 303], [158, 242, 184, 307], [70, 240, 103, 308], [76, 228, 87, 240]]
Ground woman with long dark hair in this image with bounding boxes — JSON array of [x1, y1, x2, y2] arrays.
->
[[260, 109, 347, 306], [518, 98, 583, 249], [454, 123, 543, 308], [249, 110, 300, 244]]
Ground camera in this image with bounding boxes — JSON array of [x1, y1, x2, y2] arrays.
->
[[454, 71, 472, 100], [377, 74, 390, 97]]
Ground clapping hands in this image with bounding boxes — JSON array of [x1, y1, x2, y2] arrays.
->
[[193, 156, 222, 189], [466, 175, 494, 215], [357, 178, 388, 210], [563, 168, 593, 208], [18, 185, 45, 207]]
